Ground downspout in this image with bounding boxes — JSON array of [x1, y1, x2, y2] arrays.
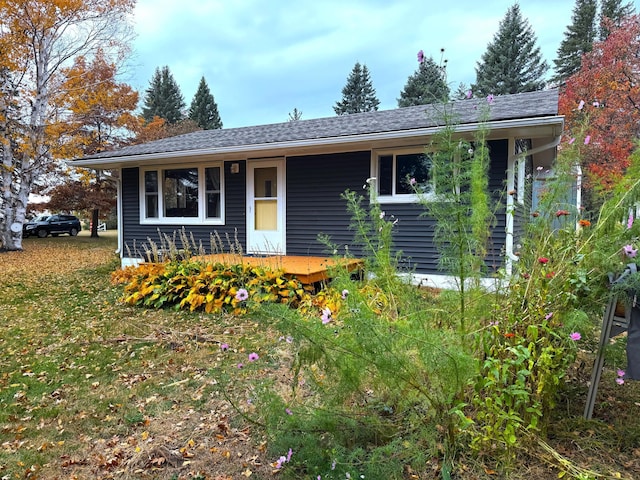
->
[[116, 169, 123, 257], [505, 134, 562, 273]]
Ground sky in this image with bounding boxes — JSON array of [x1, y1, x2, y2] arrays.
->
[[127, 0, 589, 129]]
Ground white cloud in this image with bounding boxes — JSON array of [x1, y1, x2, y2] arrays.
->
[[131, 0, 576, 127]]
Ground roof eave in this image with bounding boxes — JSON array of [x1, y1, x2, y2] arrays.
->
[[68, 115, 564, 169]]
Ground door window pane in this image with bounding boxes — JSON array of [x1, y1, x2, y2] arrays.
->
[[254, 167, 277, 198]]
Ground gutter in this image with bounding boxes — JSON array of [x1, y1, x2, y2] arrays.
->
[[68, 116, 564, 169]]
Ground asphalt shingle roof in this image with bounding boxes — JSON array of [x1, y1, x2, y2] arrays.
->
[[82, 89, 559, 160]]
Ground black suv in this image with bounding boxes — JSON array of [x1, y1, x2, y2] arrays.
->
[[23, 214, 82, 238]]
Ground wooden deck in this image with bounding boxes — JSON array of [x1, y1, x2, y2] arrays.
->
[[196, 254, 363, 285]]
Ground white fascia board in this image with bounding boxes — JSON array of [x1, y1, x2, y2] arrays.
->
[[69, 116, 564, 169]]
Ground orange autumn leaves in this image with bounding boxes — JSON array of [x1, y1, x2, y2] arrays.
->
[[559, 15, 640, 192]]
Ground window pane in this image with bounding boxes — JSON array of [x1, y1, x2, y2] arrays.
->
[[378, 155, 393, 195], [254, 167, 277, 198], [206, 192, 220, 218], [146, 194, 158, 218], [205, 167, 220, 191], [145, 171, 158, 193], [163, 168, 199, 217], [396, 153, 431, 194]]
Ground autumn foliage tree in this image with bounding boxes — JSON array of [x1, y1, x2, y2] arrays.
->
[[0, 0, 135, 250], [559, 15, 640, 208], [55, 49, 138, 237]]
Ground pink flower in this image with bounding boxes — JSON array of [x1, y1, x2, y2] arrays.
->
[[616, 377, 625, 385], [569, 332, 581, 341], [545, 312, 553, 320], [248, 352, 259, 362], [623, 244, 638, 258], [220, 343, 229, 352], [584, 135, 591, 145], [321, 307, 332, 324], [593, 101, 600, 107], [617, 369, 625, 378], [486, 94, 494, 105], [235, 288, 249, 301], [341, 289, 349, 300], [410, 177, 417, 186], [466, 89, 472, 99], [417, 50, 425, 64], [578, 100, 585, 110], [275, 455, 287, 469], [628, 212, 634, 229], [568, 137, 575, 145], [287, 448, 293, 462], [285, 408, 293, 415], [237, 363, 244, 369]]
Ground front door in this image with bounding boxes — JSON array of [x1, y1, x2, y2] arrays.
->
[[247, 159, 285, 254]]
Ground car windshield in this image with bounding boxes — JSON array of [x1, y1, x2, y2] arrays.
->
[[33, 214, 50, 222]]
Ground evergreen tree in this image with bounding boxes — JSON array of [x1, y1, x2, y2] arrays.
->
[[142, 66, 185, 124], [333, 62, 380, 115], [599, 0, 635, 39], [288, 108, 303, 121], [188, 77, 222, 130], [454, 82, 473, 100], [473, 3, 548, 96], [552, 0, 597, 84], [397, 54, 450, 106]]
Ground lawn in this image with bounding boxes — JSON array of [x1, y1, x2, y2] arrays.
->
[[1, 233, 639, 479], [0, 232, 281, 479]]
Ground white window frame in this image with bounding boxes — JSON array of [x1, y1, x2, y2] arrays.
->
[[372, 147, 435, 204], [139, 163, 225, 225]]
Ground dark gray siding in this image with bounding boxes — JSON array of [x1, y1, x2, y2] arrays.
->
[[486, 139, 508, 272], [121, 141, 510, 276], [286, 151, 370, 257], [286, 142, 508, 276], [121, 162, 246, 258]]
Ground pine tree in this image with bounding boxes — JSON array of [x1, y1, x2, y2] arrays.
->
[[142, 66, 185, 124], [333, 62, 380, 115], [552, 0, 597, 84], [454, 82, 473, 100], [188, 77, 222, 130], [473, 3, 548, 96], [397, 54, 449, 107], [599, 0, 635, 39], [288, 108, 302, 121]]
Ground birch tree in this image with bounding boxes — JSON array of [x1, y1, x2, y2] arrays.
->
[[0, 0, 134, 251]]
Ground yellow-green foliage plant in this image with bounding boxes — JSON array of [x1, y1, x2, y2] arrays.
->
[[112, 259, 311, 315]]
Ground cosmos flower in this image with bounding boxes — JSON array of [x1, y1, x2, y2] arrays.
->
[[235, 288, 249, 301], [623, 244, 638, 258]]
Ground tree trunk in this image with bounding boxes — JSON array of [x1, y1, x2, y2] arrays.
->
[[91, 208, 100, 238]]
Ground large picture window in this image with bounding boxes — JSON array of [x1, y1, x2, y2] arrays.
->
[[375, 150, 433, 202], [140, 164, 224, 224]]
